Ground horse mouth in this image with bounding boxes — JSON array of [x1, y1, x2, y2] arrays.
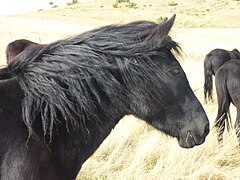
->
[[178, 130, 204, 148]]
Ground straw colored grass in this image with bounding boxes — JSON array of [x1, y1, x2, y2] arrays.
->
[[78, 116, 240, 179]]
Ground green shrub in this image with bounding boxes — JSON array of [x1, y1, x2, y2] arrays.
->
[[113, 0, 131, 8], [156, 16, 167, 23], [156, 16, 163, 23], [67, 0, 78, 6], [116, 0, 130, 3], [113, 3, 118, 8], [126, 2, 137, 8], [168, 1, 178, 6]]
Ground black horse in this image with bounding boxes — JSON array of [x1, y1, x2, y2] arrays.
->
[[0, 15, 209, 180], [5, 39, 39, 63], [204, 48, 240, 102], [214, 59, 240, 144]]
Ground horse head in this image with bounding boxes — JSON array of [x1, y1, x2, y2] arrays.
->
[[120, 15, 209, 148]]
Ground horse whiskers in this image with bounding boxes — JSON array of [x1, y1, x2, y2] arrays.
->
[[185, 130, 194, 145]]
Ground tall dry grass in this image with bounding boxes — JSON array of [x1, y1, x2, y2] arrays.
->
[[78, 116, 240, 179]]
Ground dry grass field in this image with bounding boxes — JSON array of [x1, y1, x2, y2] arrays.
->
[[0, 0, 240, 179]]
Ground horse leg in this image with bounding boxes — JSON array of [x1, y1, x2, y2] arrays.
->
[[215, 113, 227, 144], [235, 110, 240, 145]]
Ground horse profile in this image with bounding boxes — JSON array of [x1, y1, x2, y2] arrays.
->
[[5, 39, 39, 63], [0, 15, 209, 180], [204, 48, 240, 102], [214, 59, 240, 144]]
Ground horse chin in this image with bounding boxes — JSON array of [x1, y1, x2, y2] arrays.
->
[[178, 131, 205, 149]]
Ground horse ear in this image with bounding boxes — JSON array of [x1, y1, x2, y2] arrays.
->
[[158, 14, 176, 37], [232, 48, 240, 53]]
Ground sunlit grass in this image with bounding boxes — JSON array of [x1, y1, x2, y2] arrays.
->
[[78, 116, 240, 179]]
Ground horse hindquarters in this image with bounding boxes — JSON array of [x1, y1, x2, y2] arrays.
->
[[214, 69, 231, 143]]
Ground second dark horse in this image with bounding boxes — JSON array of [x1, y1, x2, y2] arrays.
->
[[214, 59, 240, 144], [204, 48, 240, 102]]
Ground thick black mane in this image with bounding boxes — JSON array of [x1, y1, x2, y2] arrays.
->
[[7, 19, 181, 140]]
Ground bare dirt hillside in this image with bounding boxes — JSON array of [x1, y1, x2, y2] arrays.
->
[[15, 0, 240, 28]]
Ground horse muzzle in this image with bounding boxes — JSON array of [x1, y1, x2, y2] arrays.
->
[[178, 123, 209, 148]]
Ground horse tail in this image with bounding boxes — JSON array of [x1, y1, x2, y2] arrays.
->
[[214, 68, 232, 142], [204, 54, 214, 102]]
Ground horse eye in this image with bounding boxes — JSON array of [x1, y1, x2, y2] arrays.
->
[[169, 68, 181, 76], [133, 58, 139, 64]]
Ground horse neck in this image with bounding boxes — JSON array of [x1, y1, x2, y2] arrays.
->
[[50, 100, 126, 177], [73, 107, 125, 166]]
